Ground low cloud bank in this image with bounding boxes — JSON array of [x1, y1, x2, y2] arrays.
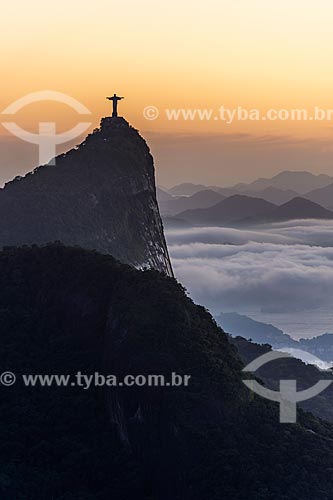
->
[[166, 220, 333, 316]]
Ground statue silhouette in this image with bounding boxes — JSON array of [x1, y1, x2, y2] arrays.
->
[[106, 94, 124, 117]]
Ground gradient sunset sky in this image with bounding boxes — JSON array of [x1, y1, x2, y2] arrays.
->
[[2, 0, 333, 186]]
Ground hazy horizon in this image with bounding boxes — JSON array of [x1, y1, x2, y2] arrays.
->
[[2, 128, 333, 189], [3, 0, 333, 187]]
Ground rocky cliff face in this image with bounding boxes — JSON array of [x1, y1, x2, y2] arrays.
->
[[0, 116, 173, 276]]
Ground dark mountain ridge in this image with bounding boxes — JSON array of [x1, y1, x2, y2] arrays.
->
[[3, 245, 333, 499], [238, 186, 299, 204], [177, 194, 333, 226], [245, 197, 333, 223], [177, 194, 276, 225], [158, 189, 225, 215]]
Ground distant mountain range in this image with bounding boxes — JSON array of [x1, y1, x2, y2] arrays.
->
[[160, 171, 333, 218], [176, 194, 274, 225], [232, 170, 333, 194], [167, 182, 210, 196], [216, 311, 333, 362], [167, 170, 333, 196], [304, 183, 333, 210], [175, 195, 333, 226], [258, 197, 333, 222], [234, 186, 299, 204], [215, 312, 298, 348], [157, 188, 224, 215]]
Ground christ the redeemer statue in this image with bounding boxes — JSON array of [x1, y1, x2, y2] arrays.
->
[[106, 94, 124, 117]]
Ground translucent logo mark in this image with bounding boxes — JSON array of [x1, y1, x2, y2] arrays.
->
[[243, 350, 332, 423], [1, 91, 92, 166]]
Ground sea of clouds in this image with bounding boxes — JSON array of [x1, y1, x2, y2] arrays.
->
[[166, 220, 333, 336]]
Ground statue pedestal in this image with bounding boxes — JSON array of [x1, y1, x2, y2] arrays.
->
[[100, 116, 129, 131]]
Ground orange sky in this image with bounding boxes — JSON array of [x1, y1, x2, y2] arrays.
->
[[2, 0, 333, 186]]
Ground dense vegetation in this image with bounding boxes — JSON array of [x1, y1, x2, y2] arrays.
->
[[1, 245, 333, 499]]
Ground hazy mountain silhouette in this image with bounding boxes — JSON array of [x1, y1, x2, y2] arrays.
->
[[168, 171, 333, 202], [167, 170, 332, 205], [300, 333, 333, 361], [177, 194, 333, 226], [0, 117, 173, 276], [167, 182, 298, 204], [168, 182, 210, 196], [304, 183, 333, 210], [237, 186, 299, 204], [215, 312, 298, 348], [177, 194, 276, 225], [158, 189, 225, 215], [217, 311, 333, 363], [232, 170, 333, 194], [255, 197, 333, 222]]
